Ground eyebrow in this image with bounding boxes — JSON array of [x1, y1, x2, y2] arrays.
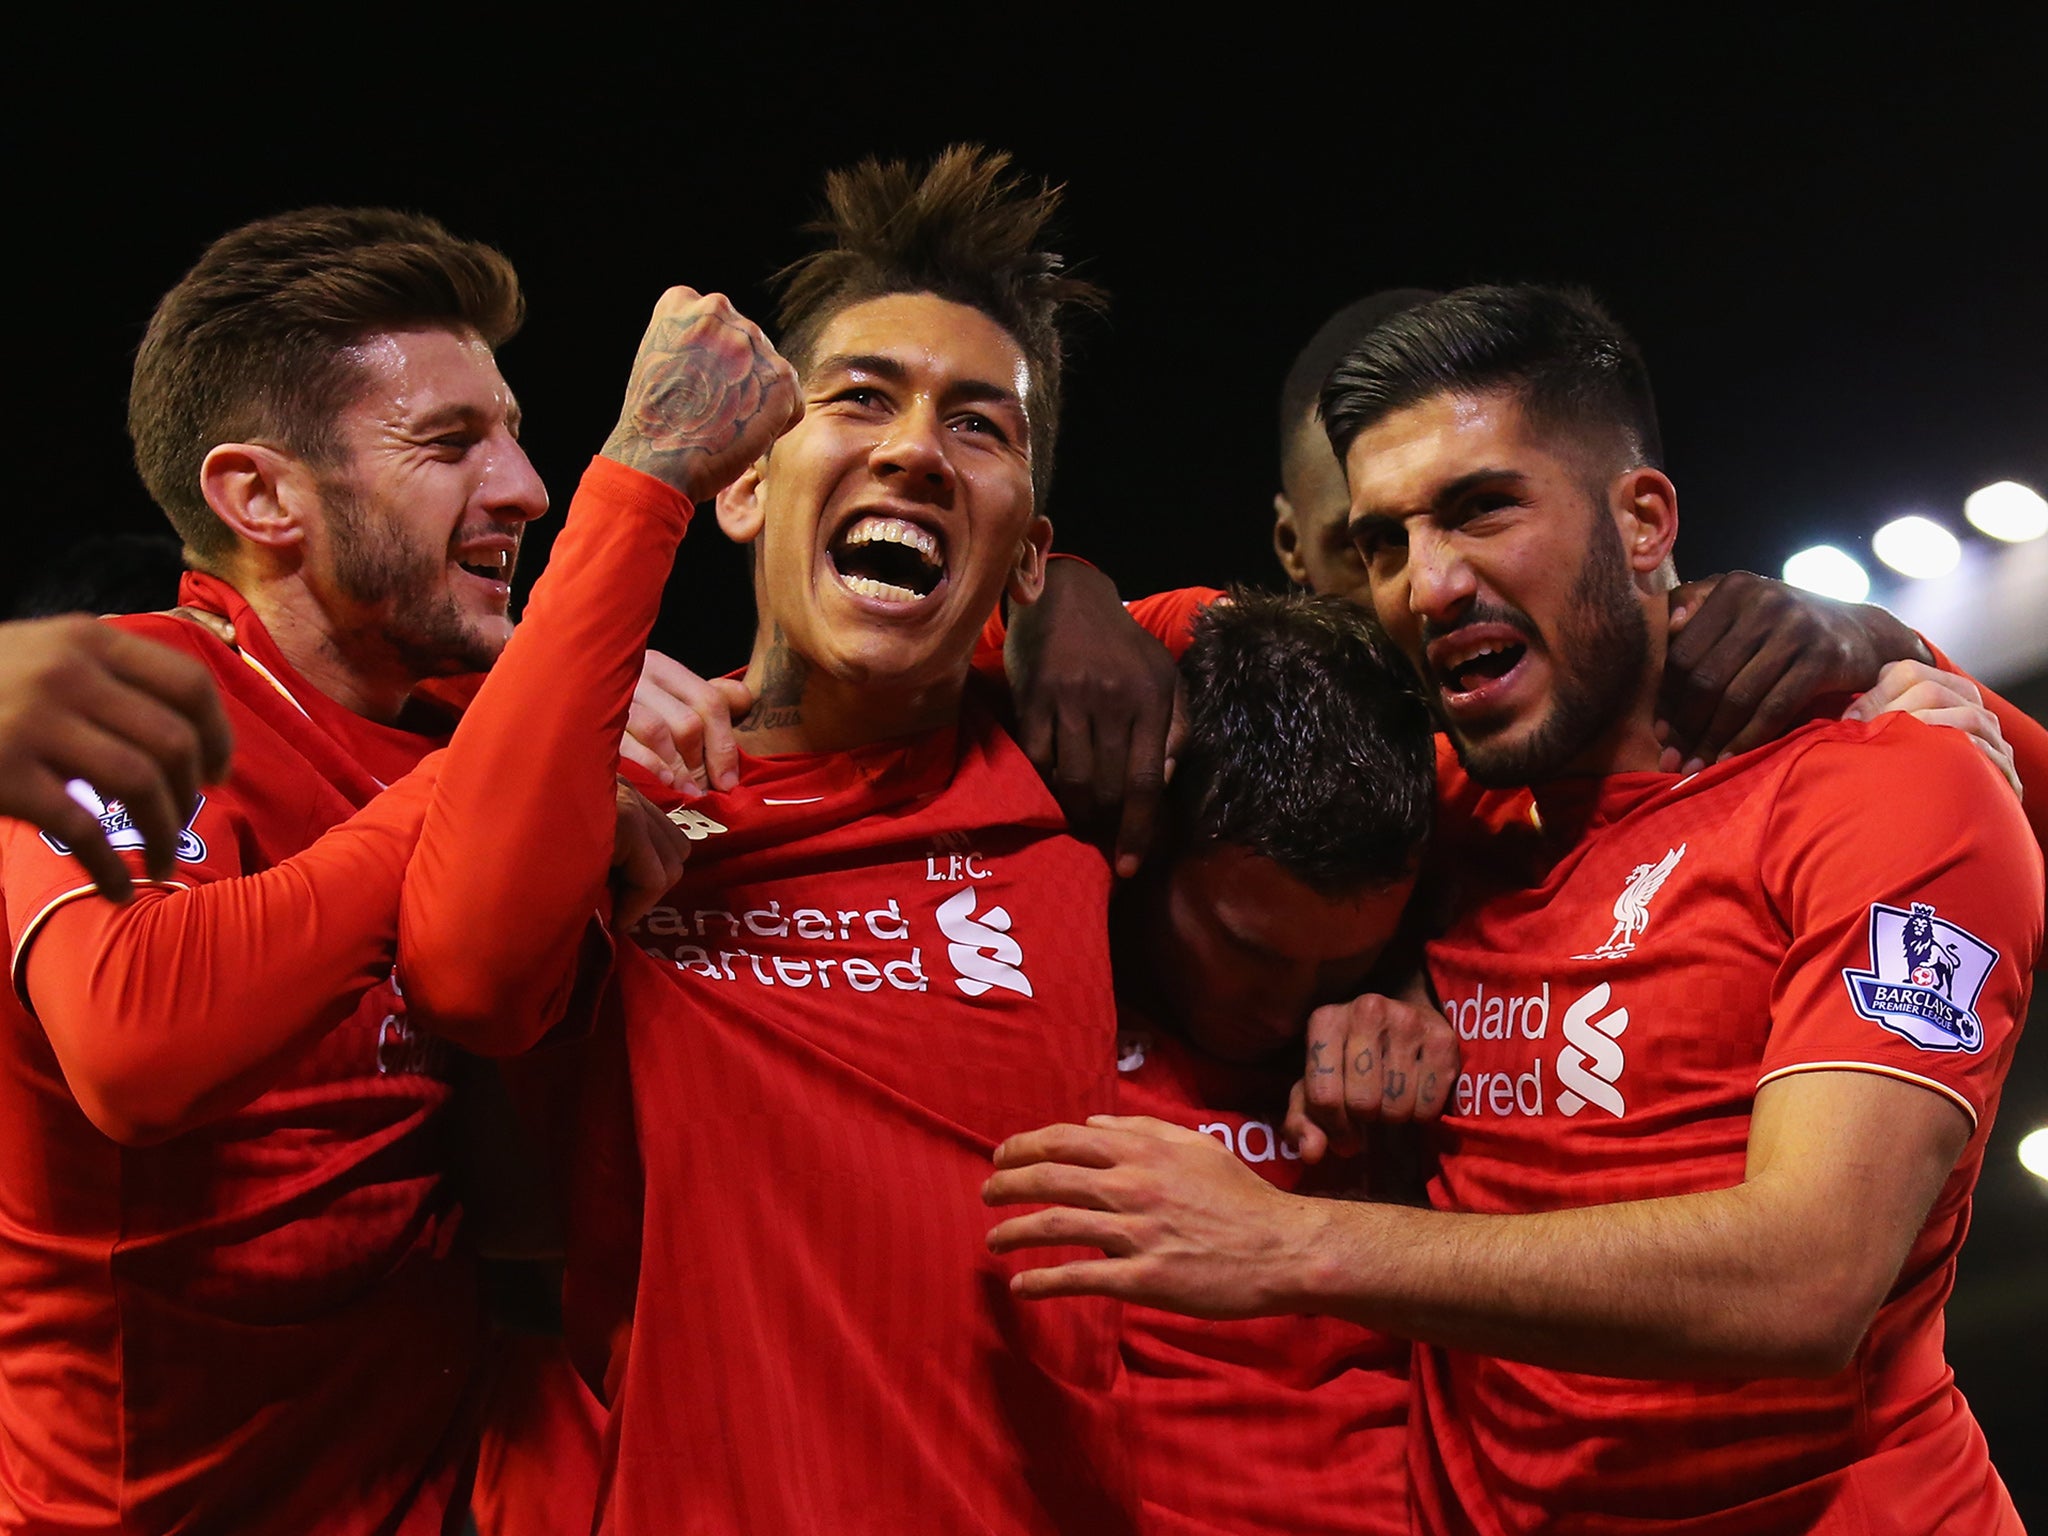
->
[[1349, 466, 1530, 528], [810, 352, 1024, 411]]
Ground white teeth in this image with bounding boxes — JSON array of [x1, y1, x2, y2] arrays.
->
[[842, 516, 940, 567], [1446, 640, 1517, 669], [840, 573, 926, 603]]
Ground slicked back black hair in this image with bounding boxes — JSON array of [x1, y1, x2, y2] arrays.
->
[[1174, 588, 1434, 894], [1320, 284, 1662, 476], [773, 144, 1105, 507]]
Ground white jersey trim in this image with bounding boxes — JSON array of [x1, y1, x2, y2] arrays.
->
[[10, 879, 193, 1012], [1756, 1059, 1977, 1128]]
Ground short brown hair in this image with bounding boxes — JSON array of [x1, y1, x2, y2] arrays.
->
[[129, 206, 524, 565], [772, 145, 1104, 507]]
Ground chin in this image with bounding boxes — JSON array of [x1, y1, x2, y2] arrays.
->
[[1451, 717, 1578, 788]]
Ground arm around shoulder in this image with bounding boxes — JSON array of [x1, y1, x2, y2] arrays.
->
[[15, 758, 441, 1146]]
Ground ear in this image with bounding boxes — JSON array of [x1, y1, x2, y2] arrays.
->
[[1003, 514, 1056, 607], [200, 442, 314, 553], [1271, 490, 1312, 587], [714, 459, 768, 544], [1612, 468, 1679, 581]]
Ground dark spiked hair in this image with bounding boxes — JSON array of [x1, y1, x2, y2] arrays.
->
[[772, 145, 1105, 506], [1173, 588, 1434, 895], [1320, 283, 1662, 476], [130, 206, 524, 567]]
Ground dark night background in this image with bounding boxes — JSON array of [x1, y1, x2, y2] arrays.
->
[[12, 14, 2048, 1518]]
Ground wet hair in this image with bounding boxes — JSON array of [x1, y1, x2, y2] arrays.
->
[[130, 206, 524, 568], [772, 144, 1105, 507], [1319, 283, 1662, 475], [1277, 288, 1440, 475], [1173, 588, 1434, 895]]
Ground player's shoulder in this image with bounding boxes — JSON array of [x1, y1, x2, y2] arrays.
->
[[1771, 711, 2018, 808], [1757, 714, 2042, 900], [106, 608, 237, 666], [1123, 586, 1226, 654]]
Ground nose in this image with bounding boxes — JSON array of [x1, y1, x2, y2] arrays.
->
[[483, 433, 550, 524], [1405, 525, 1476, 626], [870, 402, 954, 496]]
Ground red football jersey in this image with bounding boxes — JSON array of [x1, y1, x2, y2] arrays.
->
[[398, 461, 1132, 1532], [1413, 716, 2041, 1534], [0, 576, 482, 1535], [573, 713, 1132, 1534], [1114, 1019, 1409, 1536]]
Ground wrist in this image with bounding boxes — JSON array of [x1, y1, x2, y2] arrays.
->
[[1858, 605, 1934, 668], [1269, 1190, 1372, 1317]]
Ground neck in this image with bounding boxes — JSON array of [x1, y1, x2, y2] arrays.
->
[[1559, 711, 1666, 778], [230, 565, 419, 725], [1558, 589, 1670, 779], [732, 623, 966, 756]]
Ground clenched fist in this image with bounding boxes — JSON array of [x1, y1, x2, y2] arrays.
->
[[601, 287, 802, 505]]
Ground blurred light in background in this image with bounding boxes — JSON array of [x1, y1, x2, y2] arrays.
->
[[1873, 515, 1962, 579], [1964, 481, 2048, 544], [2020, 1127, 2048, 1184], [1783, 544, 1871, 602]]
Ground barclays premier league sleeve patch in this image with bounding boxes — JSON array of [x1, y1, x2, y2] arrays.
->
[[37, 779, 208, 865], [1841, 902, 1995, 1053]]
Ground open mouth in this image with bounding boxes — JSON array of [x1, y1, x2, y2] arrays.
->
[[828, 515, 944, 603], [1439, 640, 1527, 697], [455, 549, 512, 584]]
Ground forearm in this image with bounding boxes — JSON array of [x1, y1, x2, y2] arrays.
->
[[26, 765, 436, 1144], [401, 458, 691, 1054], [1289, 1073, 1948, 1377], [1290, 1179, 1854, 1377], [995, 1075, 1953, 1379]]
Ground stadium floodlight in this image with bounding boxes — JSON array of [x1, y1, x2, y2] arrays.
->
[[1963, 480, 2048, 543], [1782, 545, 1871, 603], [2020, 1127, 2048, 1183], [1872, 515, 1961, 579]]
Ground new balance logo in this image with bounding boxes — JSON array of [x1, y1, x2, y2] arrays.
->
[[936, 885, 1033, 1000], [1574, 844, 1686, 960], [1554, 982, 1629, 1117], [664, 806, 729, 841]]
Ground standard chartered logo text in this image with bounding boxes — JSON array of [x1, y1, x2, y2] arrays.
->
[[1441, 979, 1631, 1120], [637, 898, 928, 993], [632, 883, 1035, 1000]]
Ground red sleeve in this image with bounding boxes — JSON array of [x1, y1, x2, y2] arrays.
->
[[6, 759, 441, 1145], [399, 457, 692, 1055], [1123, 587, 1226, 660], [1922, 641, 2048, 856], [1758, 715, 2044, 1126]]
